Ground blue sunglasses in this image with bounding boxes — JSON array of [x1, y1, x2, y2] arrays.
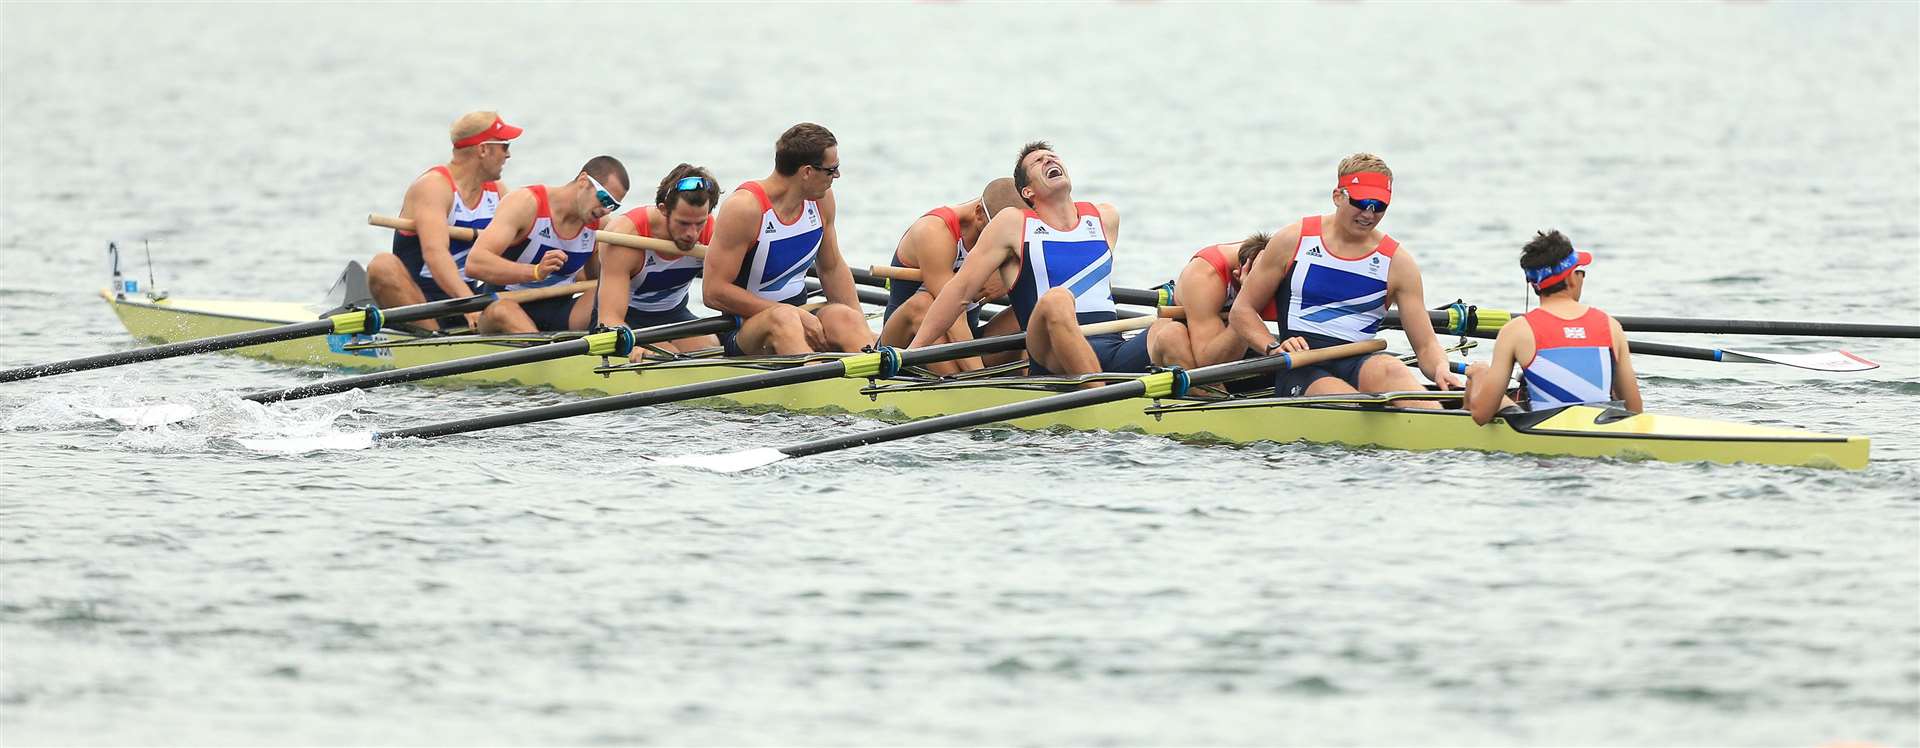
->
[[1348, 197, 1388, 214], [674, 176, 708, 192]]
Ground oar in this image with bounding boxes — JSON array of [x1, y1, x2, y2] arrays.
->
[[863, 265, 1168, 307], [1452, 330, 1879, 373], [369, 214, 707, 258], [1161, 305, 1882, 373], [237, 316, 1156, 452], [1156, 299, 1917, 339], [659, 339, 1388, 473], [0, 275, 592, 384]]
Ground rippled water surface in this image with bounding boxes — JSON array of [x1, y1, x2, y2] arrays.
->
[[2, 2, 1918, 745]]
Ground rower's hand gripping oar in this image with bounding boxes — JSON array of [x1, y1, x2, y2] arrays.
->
[[660, 339, 1389, 473], [236, 315, 1159, 453]]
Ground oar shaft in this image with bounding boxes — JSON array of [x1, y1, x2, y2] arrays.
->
[[775, 340, 1385, 459], [245, 316, 738, 404], [370, 214, 705, 258], [1, 318, 333, 383]]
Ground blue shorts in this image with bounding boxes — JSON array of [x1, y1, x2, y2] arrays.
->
[[623, 304, 697, 330], [1275, 350, 1395, 397], [401, 265, 485, 331], [519, 295, 578, 333], [1029, 331, 1151, 375]]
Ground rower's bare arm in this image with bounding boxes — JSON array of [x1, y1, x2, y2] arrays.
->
[[1468, 321, 1527, 425], [464, 191, 540, 285], [701, 189, 776, 317], [1610, 317, 1644, 412], [1096, 203, 1120, 247], [1232, 227, 1297, 353], [594, 214, 642, 329], [909, 210, 1017, 349], [1387, 249, 1462, 389], [1174, 260, 1243, 367], [907, 218, 962, 301], [811, 191, 860, 311], [403, 175, 471, 299]]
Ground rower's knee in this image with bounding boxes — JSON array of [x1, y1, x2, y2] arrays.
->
[[1362, 353, 1417, 387]]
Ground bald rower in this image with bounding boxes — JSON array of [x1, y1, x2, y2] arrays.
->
[[877, 178, 1026, 372]]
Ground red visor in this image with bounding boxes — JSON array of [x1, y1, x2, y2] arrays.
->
[[452, 116, 524, 149], [1338, 171, 1392, 203]]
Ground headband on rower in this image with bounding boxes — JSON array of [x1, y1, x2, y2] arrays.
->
[[1525, 249, 1593, 290], [453, 116, 524, 149]]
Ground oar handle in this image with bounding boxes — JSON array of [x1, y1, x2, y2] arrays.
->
[[369, 214, 706, 259], [1078, 315, 1157, 336], [496, 280, 596, 304], [867, 265, 918, 281]]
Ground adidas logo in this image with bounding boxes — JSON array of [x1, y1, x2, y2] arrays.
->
[[1566, 327, 1588, 340], [539, 228, 552, 239], [1306, 246, 1323, 257], [1034, 226, 1049, 235], [765, 221, 776, 233]]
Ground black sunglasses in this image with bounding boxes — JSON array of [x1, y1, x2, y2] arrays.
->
[[810, 162, 841, 179], [1347, 197, 1387, 214]]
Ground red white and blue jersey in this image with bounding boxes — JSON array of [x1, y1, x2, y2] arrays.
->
[[1193, 243, 1277, 321], [503, 185, 598, 292], [1521, 307, 1617, 409], [394, 165, 500, 281], [622, 206, 712, 313], [1009, 202, 1116, 327], [732, 181, 823, 302], [1282, 215, 1397, 347]]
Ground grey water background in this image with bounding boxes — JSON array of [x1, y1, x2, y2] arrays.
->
[[2, 1, 1918, 745]]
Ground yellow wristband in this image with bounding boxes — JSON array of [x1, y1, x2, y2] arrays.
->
[[531, 265, 545, 282]]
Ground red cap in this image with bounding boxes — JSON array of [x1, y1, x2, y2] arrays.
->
[[452, 116, 524, 149], [1338, 171, 1392, 203]]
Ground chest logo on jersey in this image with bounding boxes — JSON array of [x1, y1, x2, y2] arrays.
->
[[1306, 246, 1323, 257], [1033, 226, 1049, 235], [765, 220, 777, 234], [539, 227, 553, 239], [1564, 327, 1588, 340]]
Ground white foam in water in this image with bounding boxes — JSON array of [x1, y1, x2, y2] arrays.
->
[[655, 448, 791, 473], [237, 431, 377, 453], [90, 403, 199, 428]]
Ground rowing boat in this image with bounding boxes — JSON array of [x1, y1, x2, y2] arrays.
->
[[97, 290, 1871, 470]]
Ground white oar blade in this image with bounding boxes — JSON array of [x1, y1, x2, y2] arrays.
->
[[237, 432, 377, 453], [1722, 349, 1879, 372], [656, 447, 790, 473], [91, 403, 199, 428]]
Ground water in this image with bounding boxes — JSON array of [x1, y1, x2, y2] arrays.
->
[[3, 2, 1918, 745]]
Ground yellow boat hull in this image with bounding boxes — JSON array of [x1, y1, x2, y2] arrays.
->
[[101, 291, 1871, 470]]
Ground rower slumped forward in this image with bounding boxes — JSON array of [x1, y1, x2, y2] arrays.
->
[[366, 110, 522, 331], [876, 177, 1026, 373], [703, 123, 871, 355], [463, 156, 630, 333], [1465, 231, 1642, 424], [909, 141, 1158, 380], [1145, 232, 1280, 372], [590, 164, 725, 358], [1231, 152, 1462, 404]]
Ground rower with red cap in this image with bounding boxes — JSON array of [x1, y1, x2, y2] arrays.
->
[[586, 163, 726, 357], [1230, 152, 1462, 404], [702, 123, 871, 355], [366, 110, 523, 331], [875, 177, 1026, 373], [461, 155, 630, 333], [1464, 230, 1642, 424]]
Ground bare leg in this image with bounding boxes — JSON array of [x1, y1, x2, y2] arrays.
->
[[977, 307, 1025, 368], [1145, 319, 1196, 370], [1355, 352, 1443, 409], [817, 304, 874, 353], [1025, 288, 1100, 382], [734, 305, 811, 355], [878, 293, 930, 348], [479, 300, 538, 334], [367, 254, 436, 330]]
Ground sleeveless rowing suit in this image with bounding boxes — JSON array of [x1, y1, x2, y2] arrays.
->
[[720, 181, 824, 354], [1273, 215, 1398, 395], [1009, 202, 1149, 374], [499, 185, 599, 331], [1191, 243, 1278, 321], [883, 206, 983, 333], [391, 165, 499, 301], [616, 206, 713, 329], [1520, 307, 1617, 409]]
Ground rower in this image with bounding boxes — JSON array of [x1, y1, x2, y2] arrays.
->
[[702, 123, 871, 355], [366, 111, 521, 331], [1230, 152, 1462, 404], [463, 156, 629, 333], [590, 164, 724, 358], [1146, 232, 1278, 370], [1465, 231, 1641, 424], [876, 177, 1025, 372], [907, 141, 1151, 379]]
